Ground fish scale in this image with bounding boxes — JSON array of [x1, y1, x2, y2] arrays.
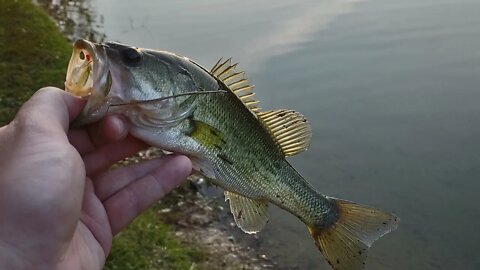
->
[[65, 39, 399, 270], [191, 86, 331, 224]]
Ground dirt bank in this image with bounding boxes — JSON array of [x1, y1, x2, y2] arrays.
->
[[118, 149, 281, 270], [3, 1, 284, 268]]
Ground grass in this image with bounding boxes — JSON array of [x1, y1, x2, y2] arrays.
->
[[0, 0, 205, 268], [0, 0, 71, 125], [105, 203, 205, 270]]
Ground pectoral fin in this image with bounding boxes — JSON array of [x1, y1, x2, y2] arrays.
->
[[225, 191, 269, 234], [190, 156, 216, 179]]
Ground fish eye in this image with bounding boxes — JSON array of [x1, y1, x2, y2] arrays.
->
[[121, 47, 142, 67], [79, 51, 85, 60]]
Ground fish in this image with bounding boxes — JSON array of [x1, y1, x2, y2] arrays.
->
[[65, 39, 399, 270]]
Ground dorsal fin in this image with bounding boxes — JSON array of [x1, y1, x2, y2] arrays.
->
[[257, 110, 312, 157], [211, 58, 311, 157], [211, 58, 260, 112]]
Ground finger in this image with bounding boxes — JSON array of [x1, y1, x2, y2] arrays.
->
[[87, 114, 129, 146], [83, 135, 147, 175], [68, 128, 95, 154], [80, 179, 112, 255], [103, 155, 192, 235], [94, 155, 177, 201], [14, 87, 85, 137], [68, 114, 128, 154]]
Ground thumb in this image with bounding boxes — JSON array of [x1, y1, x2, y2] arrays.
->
[[13, 87, 86, 135]]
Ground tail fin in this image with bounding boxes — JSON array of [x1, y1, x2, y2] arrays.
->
[[307, 198, 399, 270]]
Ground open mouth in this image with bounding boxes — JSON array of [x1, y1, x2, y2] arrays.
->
[[65, 44, 94, 97], [65, 40, 114, 125], [65, 39, 111, 99]]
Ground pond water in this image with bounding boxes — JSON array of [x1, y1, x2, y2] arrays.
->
[[43, 0, 480, 269]]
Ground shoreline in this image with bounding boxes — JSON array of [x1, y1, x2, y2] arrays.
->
[[117, 149, 280, 269], [2, 1, 283, 269]]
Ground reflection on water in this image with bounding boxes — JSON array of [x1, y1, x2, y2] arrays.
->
[[34, 0, 105, 42], [245, 0, 366, 68], [41, 0, 480, 269]]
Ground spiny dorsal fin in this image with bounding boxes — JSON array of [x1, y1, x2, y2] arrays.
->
[[257, 110, 312, 157], [224, 191, 269, 234], [211, 58, 260, 112], [211, 59, 310, 157]]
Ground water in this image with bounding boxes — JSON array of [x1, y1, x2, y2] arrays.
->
[[50, 0, 480, 269], [35, 0, 105, 41]]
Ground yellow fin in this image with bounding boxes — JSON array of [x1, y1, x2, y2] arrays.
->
[[210, 58, 260, 112], [308, 199, 399, 270], [257, 110, 312, 157], [224, 191, 269, 234]]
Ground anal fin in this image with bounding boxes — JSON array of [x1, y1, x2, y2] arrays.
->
[[225, 191, 269, 234]]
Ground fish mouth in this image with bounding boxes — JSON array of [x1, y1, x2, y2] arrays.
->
[[65, 39, 109, 97], [65, 39, 112, 125]]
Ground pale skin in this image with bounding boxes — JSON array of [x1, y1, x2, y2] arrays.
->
[[0, 87, 192, 270]]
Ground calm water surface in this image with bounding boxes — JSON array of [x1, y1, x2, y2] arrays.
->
[[55, 0, 480, 268]]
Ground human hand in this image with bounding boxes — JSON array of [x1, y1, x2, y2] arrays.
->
[[0, 87, 192, 270]]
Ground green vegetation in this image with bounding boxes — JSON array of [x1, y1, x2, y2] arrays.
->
[[0, 0, 71, 125], [0, 1, 205, 269], [105, 203, 204, 270]]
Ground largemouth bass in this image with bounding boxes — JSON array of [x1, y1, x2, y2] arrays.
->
[[65, 39, 398, 270]]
